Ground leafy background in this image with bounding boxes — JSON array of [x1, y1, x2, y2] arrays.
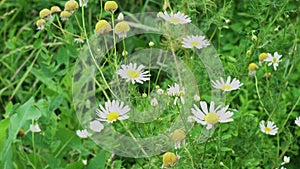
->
[[0, 0, 300, 168]]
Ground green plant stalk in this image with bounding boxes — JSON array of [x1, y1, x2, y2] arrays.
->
[[31, 120, 37, 166], [254, 75, 270, 117], [111, 13, 118, 68], [100, 0, 103, 19], [183, 145, 195, 169]]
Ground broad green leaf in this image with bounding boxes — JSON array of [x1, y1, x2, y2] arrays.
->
[[86, 150, 109, 169]]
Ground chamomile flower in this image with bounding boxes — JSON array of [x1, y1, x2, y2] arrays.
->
[[39, 8, 52, 20], [89, 120, 104, 132], [151, 98, 158, 107], [29, 124, 41, 133], [65, 0, 79, 13], [260, 121, 278, 135], [114, 21, 130, 38], [36, 19, 46, 30], [60, 11, 72, 21], [74, 37, 84, 44], [172, 129, 186, 149], [95, 20, 112, 34], [265, 52, 282, 71], [167, 83, 185, 105], [281, 156, 290, 165], [211, 76, 243, 92], [188, 101, 234, 130], [162, 152, 180, 168], [104, 1, 118, 13], [182, 35, 210, 49], [117, 63, 150, 84], [79, 0, 88, 7], [295, 116, 300, 127], [96, 100, 130, 123], [76, 129, 91, 138], [50, 6, 61, 14], [259, 52, 268, 65], [248, 63, 258, 75], [158, 11, 191, 25]]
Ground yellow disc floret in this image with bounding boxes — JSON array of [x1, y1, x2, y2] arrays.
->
[[172, 129, 186, 142], [104, 1, 118, 13], [115, 21, 130, 35], [107, 112, 119, 122], [60, 11, 72, 21], [95, 20, 112, 34], [248, 63, 258, 72], [50, 6, 61, 13], [39, 8, 51, 19], [259, 52, 268, 61], [162, 152, 179, 168], [204, 112, 220, 125], [65, 0, 79, 12]]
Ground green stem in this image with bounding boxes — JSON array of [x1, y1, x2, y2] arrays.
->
[[111, 13, 117, 68], [254, 75, 270, 117], [31, 120, 37, 166]]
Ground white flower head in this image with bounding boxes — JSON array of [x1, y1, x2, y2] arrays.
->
[[194, 94, 201, 102], [89, 120, 104, 132], [74, 37, 84, 44], [281, 156, 290, 165], [167, 83, 185, 105], [172, 129, 186, 149], [188, 101, 234, 130], [158, 11, 191, 25], [295, 116, 300, 127], [260, 121, 278, 135], [117, 63, 150, 84], [265, 52, 282, 71], [76, 129, 91, 138], [212, 76, 243, 92], [96, 100, 130, 123], [182, 35, 210, 49], [151, 98, 158, 107], [157, 89, 164, 95], [29, 124, 41, 133], [79, 0, 88, 7]]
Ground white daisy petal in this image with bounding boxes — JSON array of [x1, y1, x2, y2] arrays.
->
[[96, 100, 130, 123], [117, 63, 150, 84], [182, 35, 210, 49], [90, 120, 104, 132], [158, 11, 191, 24], [211, 76, 243, 92], [295, 116, 300, 127], [260, 120, 278, 135], [76, 129, 91, 138]]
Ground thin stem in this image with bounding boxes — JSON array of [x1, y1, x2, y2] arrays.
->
[[111, 13, 117, 68], [183, 145, 195, 169], [100, 0, 103, 19], [254, 75, 270, 116], [281, 96, 300, 131], [31, 120, 37, 166]]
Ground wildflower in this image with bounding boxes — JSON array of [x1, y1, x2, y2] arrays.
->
[[76, 129, 91, 138], [149, 41, 155, 47], [246, 50, 252, 56], [248, 63, 258, 75], [194, 94, 200, 102], [281, 156, 290, 165], [157, 89, 164, 95], [89, 120, 104, 132], [82, 159, 87, 165], [151, 98, 158, 107], [29, 124, 41, 133], [188, 101, 234, 130], [79, 0, 88, 7], [167, 83, 185, 105], [95, 20, 112, 34], [225, 19, 231, 24], [259, 52, 268, 65], [96, 100, 130, 123], [50, 6, 61, 14], [36, 19, 46, 30], [251, 35, 257, 41], [117, 13, 124, 21], [260, 121, 278, 135], [115, 21, 130, 38], [39, 8, 52, 20], [162, 152, 180, 168], [182, 35, 210, 49], [117, 63, 150, 84], [65, 0, 79, 13], [74, 37, 84, 43], [60, 11, 72, 21], [104, 1, 118, 14], [172, 129, 186, 149], [158, 11, 191, 25], [265, 52, 282, 71], [122, 50, 128, 57], [211, 76, 243, 92], [295, 116, 300, 127], [142, 93, 147, 98]]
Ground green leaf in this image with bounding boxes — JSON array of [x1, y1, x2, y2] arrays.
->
[[66, 161, 85, 169], [86, 150, 109, 169], [0, 119, 10, 152]]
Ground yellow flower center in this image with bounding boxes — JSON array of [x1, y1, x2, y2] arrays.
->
[[259, 53, 268, 61], [204, 112, 219, 125], [163, 152, 178, 167], [221, 85, 231, 91], [104, 1, 118, 13], [170, 17, 180, 23], [264, 127, 272, 133], [173, 129, 186, 141], [191, 41, 200, 47], [115, 21, 130, 34], [272, 57, 277, 63], [248, 63, 258, 71], [127, 70, 139, 78], [95, 20, 112, 34], [107, 112, 119, 122]]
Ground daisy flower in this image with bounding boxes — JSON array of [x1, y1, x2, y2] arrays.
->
[[265, 52, 282, 71], [295, 116, 300, 127], [89, 120, 104, 132], [188, 101, 234, 130], [158, 11, 191, 25], [260, 121, 278, 135], [117, 63, 150, 84], [162, 152, 180, 168], [76, 129, 91, 138], [211, 76, 243, 92], [167, 83, 185, 105], [96, 100, 130, 123], [182, 35, 210, 49], [172, 129, 186, 149], [29, 124, 41, 133], [281, 155, 290, 165], [74, 37, 84, 44]]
